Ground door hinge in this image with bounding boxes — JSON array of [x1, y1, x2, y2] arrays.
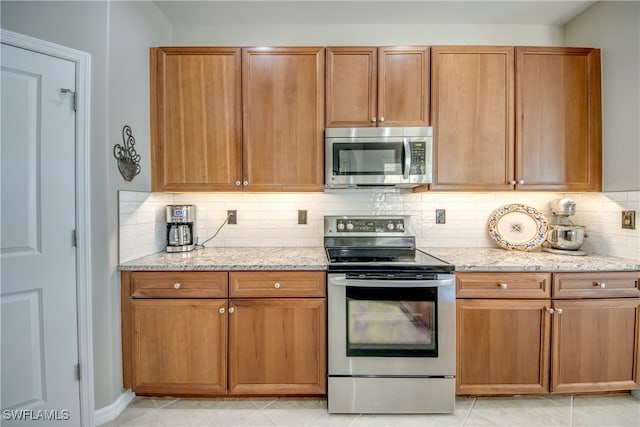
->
[[75, 363, 81, 381], [60, 88, 77, 111]]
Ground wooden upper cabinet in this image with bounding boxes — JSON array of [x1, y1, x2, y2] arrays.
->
[[150, 47, 242, 191], [516, 47, 602, 191], [326, 46, 429, 127], [242, 47, 325, 191], [431, 46, 515, 190]]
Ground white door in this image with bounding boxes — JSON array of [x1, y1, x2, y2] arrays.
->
[[1, 43, 80, 425]]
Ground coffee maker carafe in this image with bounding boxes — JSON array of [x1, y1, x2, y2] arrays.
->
[[542, 199, 587, 256], [166, 205, 196, 252]]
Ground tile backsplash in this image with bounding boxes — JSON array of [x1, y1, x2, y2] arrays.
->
[[118, 190, 640, 263]]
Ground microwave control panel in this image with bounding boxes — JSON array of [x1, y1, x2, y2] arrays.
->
[[409, 141, 426, 175]]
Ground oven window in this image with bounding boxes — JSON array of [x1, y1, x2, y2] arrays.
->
[[333, 142, 403, 175], [346, 286, 438, 357]]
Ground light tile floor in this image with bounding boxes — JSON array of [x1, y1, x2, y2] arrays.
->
[[105, 394, 640, 427]]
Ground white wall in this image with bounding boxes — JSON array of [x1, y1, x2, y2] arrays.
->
[[173, 23, 564, 46], [565, 1, 640, 192]]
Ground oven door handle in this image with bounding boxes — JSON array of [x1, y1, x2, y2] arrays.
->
[[330, 276, 455, 288]]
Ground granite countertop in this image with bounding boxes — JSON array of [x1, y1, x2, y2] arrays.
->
[[422, 247, 640, 272], [117, 247, 329, 271], [118, 246, 639, 272]]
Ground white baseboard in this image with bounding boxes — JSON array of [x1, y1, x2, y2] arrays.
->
[[94, 390, 135, 426]]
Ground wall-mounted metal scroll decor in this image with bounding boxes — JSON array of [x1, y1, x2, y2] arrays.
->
[[113, 125, 141, 182]]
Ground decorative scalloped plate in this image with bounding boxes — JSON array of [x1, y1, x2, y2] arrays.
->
[[488, 204, 549, 251]]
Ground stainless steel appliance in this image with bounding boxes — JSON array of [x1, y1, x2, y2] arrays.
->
[[324, 215, 456, 414], [325, 127, 432, 189], [543, 198, 587, 255], [166, 205, 196, 252]]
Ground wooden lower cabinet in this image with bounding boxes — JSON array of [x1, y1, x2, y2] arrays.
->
[[228, 298, 326, 395], [456, 271, 640, 396], [456, 299, 551, 395], [551, 298, 640, 393], [129, 299, 227, 395], [122, 270, 326, 396]]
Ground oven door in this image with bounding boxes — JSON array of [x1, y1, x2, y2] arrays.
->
[[327, 273, 455, 377]]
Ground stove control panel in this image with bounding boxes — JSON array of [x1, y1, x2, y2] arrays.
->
[[335, 218, 405, 233]]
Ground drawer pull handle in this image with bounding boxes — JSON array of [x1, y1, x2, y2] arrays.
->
[[546, 308, 555, 314], [274, 282, 281, 289], [219, 307, 225, 314], [595, 282, 606, 289], [173, 283, 181, 289], [555, 308, 563, 315], [499, 283, 508, 290], [228, 307, 235, 314]]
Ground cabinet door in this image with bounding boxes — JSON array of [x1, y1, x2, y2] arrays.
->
[[130, 299, 227, 395], [151, 47, 242, 191], [551, 298, 640, 393], [516, 47, 602, 191], [228, 298, 326, 395], [326, 47, 377, 127], [378, 47, 430, 127], [457, 299, 551, 395], [431, 46, 515, 190], [242, 47, 324, 191]]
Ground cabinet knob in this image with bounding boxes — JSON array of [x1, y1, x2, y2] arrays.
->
[[518, 180, 525, 184], [546, 308, 555, 314], [235, 181, 241, 186], [499, 283, 508, 290], [219, 307, 225, 314], [173, 283, 181, 289], [371, 117, 377, 122], [379, 117, 385, 122], [595, 282, 607, 289], [228, 307, 235, 314], [243, 180, 248, 186], [274, 282, 281, 289], [510, 180, 516, 185], [555, 308, 563, 315]]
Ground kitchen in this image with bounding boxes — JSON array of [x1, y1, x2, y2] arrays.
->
[[1, 1, 639, 426]]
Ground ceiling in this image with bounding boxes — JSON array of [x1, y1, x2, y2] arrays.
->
[[153, 1, 597, 26]]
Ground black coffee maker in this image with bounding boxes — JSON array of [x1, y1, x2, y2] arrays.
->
[[166, 205, 195, 252]]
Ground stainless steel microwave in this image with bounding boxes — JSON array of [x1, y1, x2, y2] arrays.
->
[[325, 127, 432, 189]]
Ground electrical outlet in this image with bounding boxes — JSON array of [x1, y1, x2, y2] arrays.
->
[[622, 211, 636, 229], [436, 209, 446, 224], [298, 210, 308, 225], [227, 210, 237, 225]]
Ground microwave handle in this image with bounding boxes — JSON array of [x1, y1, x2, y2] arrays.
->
[[403, 138, 411, 179]]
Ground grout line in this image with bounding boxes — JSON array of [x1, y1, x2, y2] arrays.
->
[[569, 394, 574, 427], [461, 397, 478, 426]]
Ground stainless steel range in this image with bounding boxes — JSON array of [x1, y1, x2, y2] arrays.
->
[[325, 215, 456, 414]]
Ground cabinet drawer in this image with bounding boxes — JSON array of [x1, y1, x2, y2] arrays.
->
[[130, 272, 228, 298], [456, 272, 551, 299], [553, 271, 640, 299], [229, 271, 326, 298]]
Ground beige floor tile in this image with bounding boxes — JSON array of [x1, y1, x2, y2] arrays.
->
[[372, 397, 473, 427], [572, 393, 640, 427], [465, 395, 572, 427], [109, 393, 640, 427]]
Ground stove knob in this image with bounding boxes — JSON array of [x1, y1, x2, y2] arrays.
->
[[396, 222, 404, 231], [346, 222, 354, 231], [337, 222, 345, 231], [387, 223, 395, 231]]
